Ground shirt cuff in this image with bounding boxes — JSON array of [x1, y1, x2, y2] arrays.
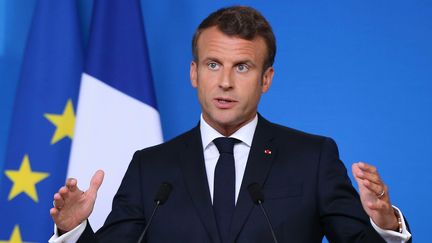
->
[[370, 206, 412, 243], [48, 220, 87, 243]]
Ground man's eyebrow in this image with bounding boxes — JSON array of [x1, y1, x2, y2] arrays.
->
[[200, 57, 257, 68], [234, 59, 256, 67], [202, 57, 222, 64]]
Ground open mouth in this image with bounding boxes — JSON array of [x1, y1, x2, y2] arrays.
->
[[214, 97, 237, 108], [216, 98, 234, 103]]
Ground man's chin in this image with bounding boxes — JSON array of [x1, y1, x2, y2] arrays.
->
[[206, 114, 253, 135], [210, 112, 239, 125]]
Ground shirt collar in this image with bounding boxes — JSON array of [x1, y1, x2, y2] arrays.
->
[[200, 114, 258, 150]]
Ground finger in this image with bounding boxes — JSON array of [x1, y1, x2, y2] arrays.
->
[[351, 164, 364, 190], [88, 170, 104, 195], [353, 162, 382, 184], [351, 163, 365, 183], [355, 169, 382, 185], [53, 193, 65, 209], [59, 186, 72, 200], [354, 162, 387, 193], [50, 207, 59, 218], [65, 178, 78, 192], [357, 162, 378, 174], [363, 180, 386, 197]]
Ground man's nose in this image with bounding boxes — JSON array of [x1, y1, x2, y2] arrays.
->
[[218, 69, 234, 90]]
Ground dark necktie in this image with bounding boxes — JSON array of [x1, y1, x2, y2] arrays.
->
[[213, 137, 239, 243]]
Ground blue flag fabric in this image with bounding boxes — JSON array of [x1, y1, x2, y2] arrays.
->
[[85, 0, 157, 108], [0, 1, 82, 242]]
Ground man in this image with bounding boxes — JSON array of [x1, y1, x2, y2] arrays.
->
[[50, 6, 411, 243]]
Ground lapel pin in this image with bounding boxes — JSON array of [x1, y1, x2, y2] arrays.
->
[[264, 149, 272, 155]]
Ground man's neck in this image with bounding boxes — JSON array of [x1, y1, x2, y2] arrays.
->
[[201, 115, 257, 137]]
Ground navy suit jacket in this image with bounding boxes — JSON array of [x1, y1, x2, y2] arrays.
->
[[78, 115, 390, 242]]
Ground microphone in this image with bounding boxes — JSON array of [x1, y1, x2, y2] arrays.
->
[[248, 183, 279, 243], [137, 182, 173, 243]]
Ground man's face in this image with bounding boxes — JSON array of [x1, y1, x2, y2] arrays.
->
[[190, 26, 274, 136]]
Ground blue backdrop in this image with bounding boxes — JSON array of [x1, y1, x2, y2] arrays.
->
[[1, 0, 430, 241]]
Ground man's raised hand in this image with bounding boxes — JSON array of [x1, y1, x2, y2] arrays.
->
[[352, 162, 399, 231], [50, 170, 104, 234]]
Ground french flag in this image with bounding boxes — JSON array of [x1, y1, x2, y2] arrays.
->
[[68, 0, 162, 230]]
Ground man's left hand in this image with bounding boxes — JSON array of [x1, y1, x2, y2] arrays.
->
[[352, 162, 399, 231]]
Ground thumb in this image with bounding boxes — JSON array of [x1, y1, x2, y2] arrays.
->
[[351, 163, 364, 186], [88, 170, 104, 195]]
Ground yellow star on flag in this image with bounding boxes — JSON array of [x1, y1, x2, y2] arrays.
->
[[4, 154, 49, 202], [44, 99, 75, 144], [0, 225, 31, 243]]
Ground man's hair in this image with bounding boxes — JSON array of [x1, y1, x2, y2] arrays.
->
[[192, 6, 276, 70]]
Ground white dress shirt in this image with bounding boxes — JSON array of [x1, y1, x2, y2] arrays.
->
[[49, 114, 411, 242], [200, 114, 257, 203]]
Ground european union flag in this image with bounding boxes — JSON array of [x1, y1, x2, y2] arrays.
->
[[0, 1, 83, 242]]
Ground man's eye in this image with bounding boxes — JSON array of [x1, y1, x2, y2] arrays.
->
[[207, 62, 220, 70], [236, 64, 249, 73]]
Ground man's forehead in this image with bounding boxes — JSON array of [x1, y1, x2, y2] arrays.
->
[[197, 26, 264, 45], [196, 27, 267, 61]]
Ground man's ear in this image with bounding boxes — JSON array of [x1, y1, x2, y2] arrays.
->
[[261, 66, 274, 93], [190, 61, 198, 88]]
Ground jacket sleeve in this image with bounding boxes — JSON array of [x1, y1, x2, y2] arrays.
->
[[317, 137, 386, 243], [77, 151, 146, 243]]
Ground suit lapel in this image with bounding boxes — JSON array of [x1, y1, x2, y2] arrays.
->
[[229, 116, 277, 242], [179, 126, 221, 243]]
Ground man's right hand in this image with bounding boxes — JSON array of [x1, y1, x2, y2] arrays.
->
[[50, 170, 104, 234]]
